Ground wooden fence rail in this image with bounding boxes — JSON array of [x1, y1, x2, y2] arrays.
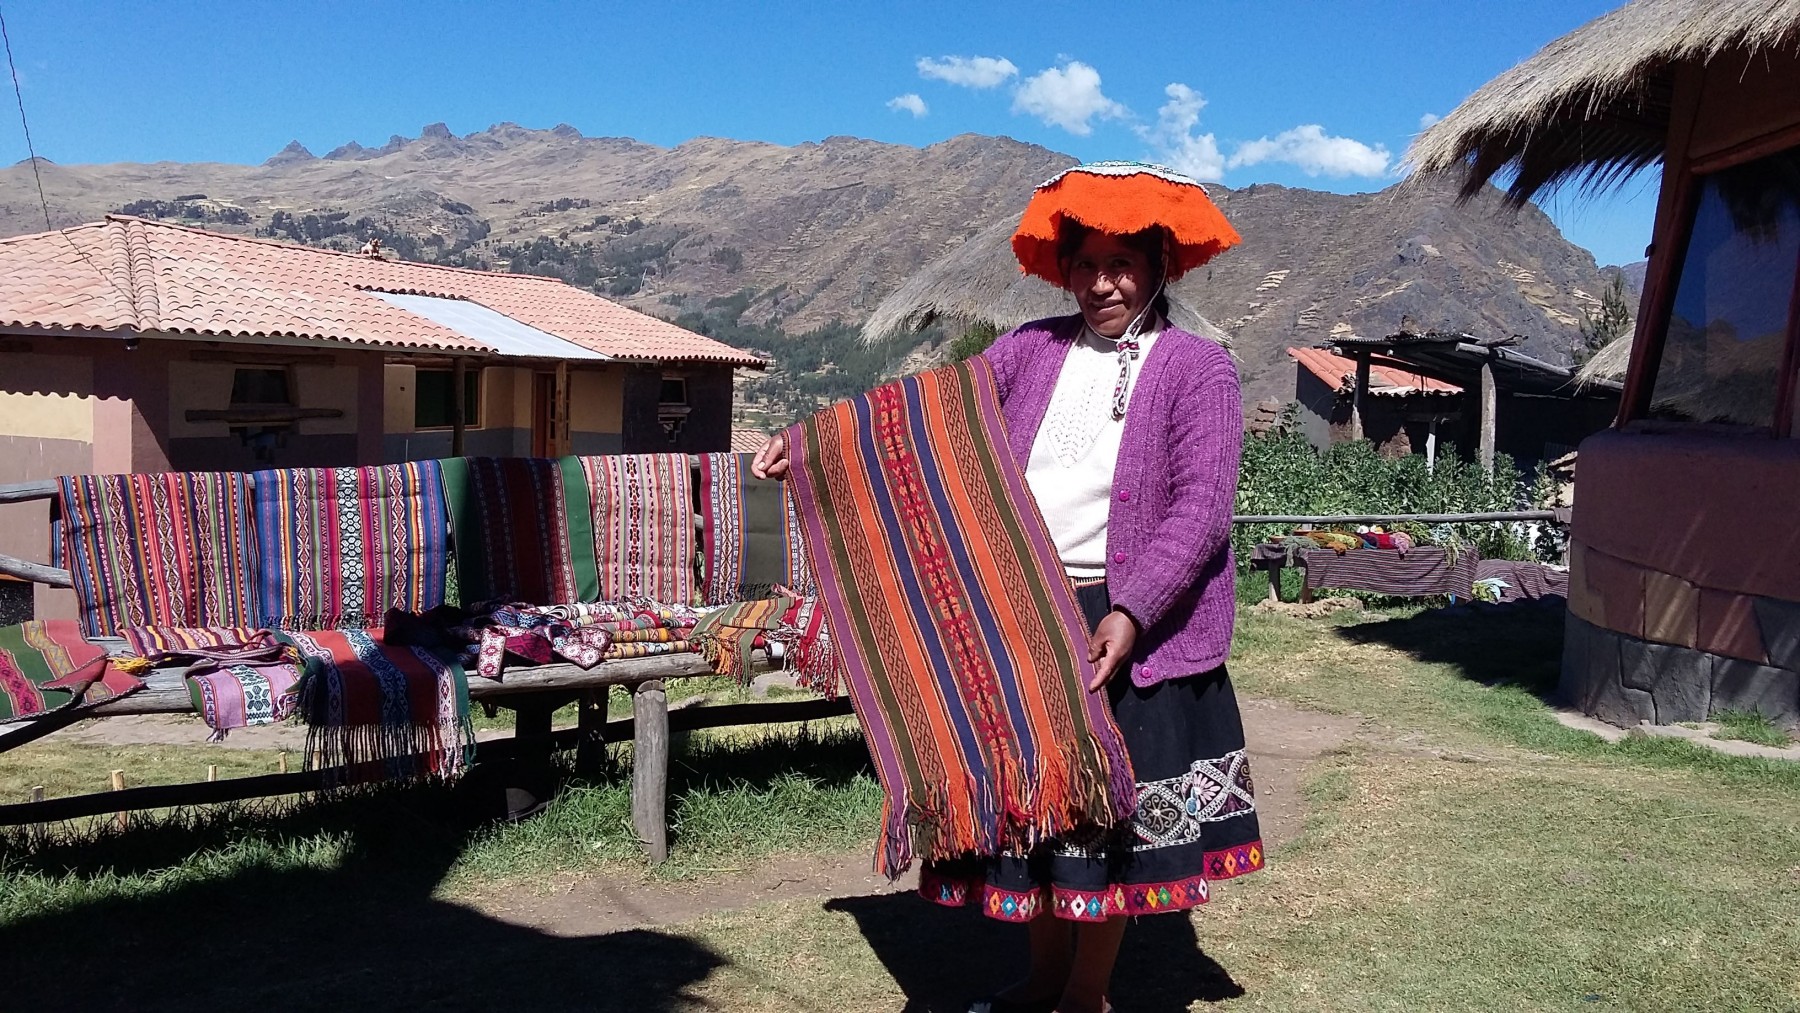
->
[[0, 696, 853, 828]]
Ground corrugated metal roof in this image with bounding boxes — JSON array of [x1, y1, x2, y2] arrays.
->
[[1288, 347, 1462, 396], [370, 291, 608, 360]]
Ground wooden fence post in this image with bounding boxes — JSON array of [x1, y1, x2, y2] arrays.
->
[[110, 770, 126, 831], [631, 680, 669, 863], [29, 785, 44, 843]]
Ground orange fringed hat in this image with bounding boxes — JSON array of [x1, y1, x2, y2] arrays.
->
[[1011, 161, 1240, 286]]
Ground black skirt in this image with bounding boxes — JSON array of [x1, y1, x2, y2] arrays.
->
[[918, 580, 1263, 921]]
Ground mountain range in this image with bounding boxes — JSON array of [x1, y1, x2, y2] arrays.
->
[[0, 122, 1627, 406]]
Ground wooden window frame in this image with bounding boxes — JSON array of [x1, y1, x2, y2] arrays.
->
[[414, 365, 484, 432], [1624, 130, 1800, 438]]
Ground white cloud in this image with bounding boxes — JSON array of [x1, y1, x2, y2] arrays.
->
[[1418, 112, 1442, 129], [1137, 83, 1225, 181], [1227, 124, 1391, 178], [916, 55, 1018, 89], [887, 93, 928, 117], [1012, 61, 1128, 136]]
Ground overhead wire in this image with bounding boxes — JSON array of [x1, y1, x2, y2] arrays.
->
[[0, 0, 144, 323]]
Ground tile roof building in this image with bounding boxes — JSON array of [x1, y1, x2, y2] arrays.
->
[[0, 218, 768, 618]]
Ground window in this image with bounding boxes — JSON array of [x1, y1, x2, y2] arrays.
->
[[230, 367, 293, 406], [415, 368, 481, 429], [659, 376, 689, 405], [1647, 146, 1800, 428]]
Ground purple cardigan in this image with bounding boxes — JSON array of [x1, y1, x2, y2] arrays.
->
[[982, 314, 1242, 687]]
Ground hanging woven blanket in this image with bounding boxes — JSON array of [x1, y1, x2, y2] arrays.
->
[[56, 472, 258, 637], [576, 453, 696, 606], [698, 452, 816, 605], [251, 461, 450, 630], [691, 595, 836, 694], [440, 457, 599, 607], [786, 358, 1137, 877], [287, 628, 475, 782], [0, 620, 125, 721]]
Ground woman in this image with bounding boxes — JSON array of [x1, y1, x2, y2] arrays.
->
[[756, 162, 1260, 1013]]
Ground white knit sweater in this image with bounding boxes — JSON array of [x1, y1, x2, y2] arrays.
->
[[1025, 322, 1160, 577]]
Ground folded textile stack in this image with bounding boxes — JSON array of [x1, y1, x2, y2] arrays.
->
[[690, 595, 836, 694]]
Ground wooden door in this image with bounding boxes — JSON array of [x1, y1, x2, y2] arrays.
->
[[531, 373, 554, 457]]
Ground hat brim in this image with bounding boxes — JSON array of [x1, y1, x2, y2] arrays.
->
[[1011, 168, 1241, 286]]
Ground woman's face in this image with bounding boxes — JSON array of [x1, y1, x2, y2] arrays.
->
[[1066, 232, 1154, 339]]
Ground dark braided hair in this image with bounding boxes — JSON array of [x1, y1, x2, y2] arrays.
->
[[1054, 221, 1172, 319]]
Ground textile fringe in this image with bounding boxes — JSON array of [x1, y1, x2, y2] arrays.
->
[[296, 669, 475, 787]]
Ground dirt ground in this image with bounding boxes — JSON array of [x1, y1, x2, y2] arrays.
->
[[464, 696, 1362, 937]]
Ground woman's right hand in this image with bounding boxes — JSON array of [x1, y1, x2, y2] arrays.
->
[[751, 431, 790, 480]]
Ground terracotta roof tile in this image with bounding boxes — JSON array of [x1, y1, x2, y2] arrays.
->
[[1287, 346, 1461, 396], [0, 217, 768, 367]]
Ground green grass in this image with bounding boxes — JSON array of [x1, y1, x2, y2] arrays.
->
[[5, 604, 1800, 1011], [1712, 708, 1796, 748]]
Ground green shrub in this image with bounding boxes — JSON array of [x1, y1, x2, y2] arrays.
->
[[1234, 414, 1545, 564]]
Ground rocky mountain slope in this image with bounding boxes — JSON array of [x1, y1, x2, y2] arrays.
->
[[0, 123, 1621, 408]]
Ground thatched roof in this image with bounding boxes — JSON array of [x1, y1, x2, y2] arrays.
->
[[860, 215, 1233, 347], [1576, 334, 1633, 385], [1406, 0, 1800, 204]]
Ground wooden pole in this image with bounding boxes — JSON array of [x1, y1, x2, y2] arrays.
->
[[110, 770, 126, 830], [1479, 360, 1498, 475], [1350, 353, 1371, 441], [278, 751, 289, 774], [29, 785, 45, 843], [206, 765, 218, 783], [631, 679, 670, 863], [450, 357, 467, 457], [553, 361, 571, 456], [1426, 416, 1439, 474]]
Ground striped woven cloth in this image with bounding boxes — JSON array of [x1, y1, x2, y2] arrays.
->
[[1299, 545, 1479, 599], [698, 452, 815, 604], [442, 455, 695, 607], [56, 472, 258, 636], [578, 454, 696, 606], [440, 457, 599, 606], [0, 619, 115, 721], [786, 358, 1137, 877], [287, 628, 474, 782], [251, 461, 450, 630]]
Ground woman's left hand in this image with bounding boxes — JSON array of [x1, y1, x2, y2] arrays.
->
[[1087, 610, 1139, 692]]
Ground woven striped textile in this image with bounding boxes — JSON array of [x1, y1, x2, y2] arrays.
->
[[121, 625, 262, 657], [56, 472, 258, 637], [691, 595, 836, 693], [698, 453, 816, 604], [251, 461, 450, 630], [287, 628, 474, 782], [1300, 546, 1478, 599], [577, 453, 696, 606], [786, 358, 1137, 877], [440, 457, 598, 606], [0, 620, 111, 720], [173, 636, 303, 737]]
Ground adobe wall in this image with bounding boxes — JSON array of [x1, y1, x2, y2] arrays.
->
[[1562, 431, 1799, 728]]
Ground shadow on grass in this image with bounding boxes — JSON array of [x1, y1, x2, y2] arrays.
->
[[0, 729, 879, 1012], [827, 893, 1244, 1011], [0, 781, 727, 1011], [1333, 600, 1567, 701]]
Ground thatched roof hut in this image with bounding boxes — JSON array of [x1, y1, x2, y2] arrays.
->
[[860, 215, 1234, 347], [1406, 0, 1800, 203]]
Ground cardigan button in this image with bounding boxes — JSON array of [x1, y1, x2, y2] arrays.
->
[[1139, 665, 1153, 680], [1113, 551, 1126, 564], [1117, 490, 1131, 502]]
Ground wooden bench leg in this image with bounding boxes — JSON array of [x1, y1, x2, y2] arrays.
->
[[576, 688, 608, 776], [631, 679, 669, 863], [1267, 564, 1284, 603]]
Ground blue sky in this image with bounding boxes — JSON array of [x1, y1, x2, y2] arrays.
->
[[1, 0, 1655, 265]]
